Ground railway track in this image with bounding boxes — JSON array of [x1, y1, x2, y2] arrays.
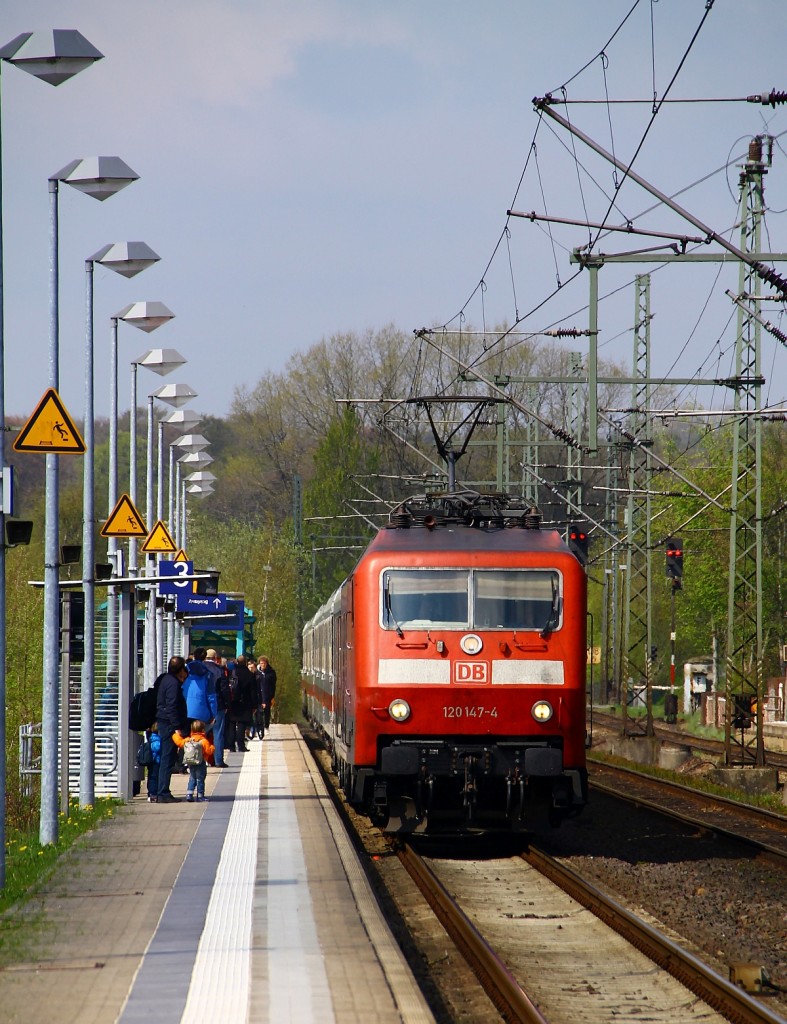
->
[[305, 729, 787, 1023], [588, 759, 787, 864], [398, 841, 786, 1024], [589, 709, 787, 771]]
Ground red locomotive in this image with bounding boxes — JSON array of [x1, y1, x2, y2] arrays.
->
[[302, 492, 588, 833]]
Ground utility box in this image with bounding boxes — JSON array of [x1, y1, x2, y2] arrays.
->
[[683, 658, 714, 713]]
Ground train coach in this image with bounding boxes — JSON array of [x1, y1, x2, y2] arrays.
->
[[302, 491, 588, 833]]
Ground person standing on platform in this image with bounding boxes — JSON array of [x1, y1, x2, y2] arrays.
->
[[155, 655, 189, 803], [225, 656, 255, 752], [247, 660, 260, 739], [205, 648, 228, 767], [144, 723, 161, 802], [173, 720, 214, 802], [257, 656, 277, 733], [182, 647, 216, 736]]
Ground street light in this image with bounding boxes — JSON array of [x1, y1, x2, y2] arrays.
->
[[104, 306, 176, 759], [107, 303, 175, 582], [0, 26, 103, 881], [179, 450, 213, 471], [185, 471, 217, 486], [81, 242, 159, 810], [41, 155, 138, 846], [172, 435, 212, 548], [0, 30, 103, 84], [163, 407, 201, 433], [144, 373, 193, 682], [152, 382, 197, 407], [129, 352, 188, 573]]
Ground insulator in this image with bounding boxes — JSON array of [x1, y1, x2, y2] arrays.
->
[[520, 507, 542, 530], [388, 511, 411, 529], [747, 89, 787, 107], [752, 261, 787, 295]]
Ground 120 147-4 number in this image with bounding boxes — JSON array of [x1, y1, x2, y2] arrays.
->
[[443, 706, 498, 718]]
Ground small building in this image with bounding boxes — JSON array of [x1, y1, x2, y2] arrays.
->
[[684, 657, 714, 713]]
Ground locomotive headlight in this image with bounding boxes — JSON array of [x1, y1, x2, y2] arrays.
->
[[531, 700, 553, 723], [460, 633, 483, 655], [389, 698, 411, 723]]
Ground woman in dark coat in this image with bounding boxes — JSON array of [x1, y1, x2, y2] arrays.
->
[[225, 656, 255, 752]]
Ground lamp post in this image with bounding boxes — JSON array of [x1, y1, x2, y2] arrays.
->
[[105, 306, 175, 749], [42, 156, 138, 846], [143, 369, 192, 682], [160, 409, 203, 659], [167, 435, 211, 654], [0, 27, 103, 880], [107, 304, 175, 583], [128, 349, 186, 574], [81, 243, 159, 810]]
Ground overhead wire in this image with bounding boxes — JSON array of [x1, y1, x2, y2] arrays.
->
[[441, 2, 719, 386]]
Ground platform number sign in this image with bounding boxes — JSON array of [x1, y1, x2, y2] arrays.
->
[[158, 559, 193, 595]]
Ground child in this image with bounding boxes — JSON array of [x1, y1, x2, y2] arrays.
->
[[173, 720, 215, 802], [138, 722, 161, 802]]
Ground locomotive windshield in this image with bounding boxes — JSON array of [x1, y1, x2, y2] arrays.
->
[[382, 568, 560, 631]]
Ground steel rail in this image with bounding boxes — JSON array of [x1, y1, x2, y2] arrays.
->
[[397, 843, 549, 1024], [588, 768, 787, 867], [522, 845, 786, 1024], [589, 710, 787, 771], [588, 755, 787, 827]]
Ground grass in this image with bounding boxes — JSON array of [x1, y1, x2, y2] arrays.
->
[[0, 795, 121, 917]]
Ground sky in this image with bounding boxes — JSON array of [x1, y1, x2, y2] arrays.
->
[[2, 0, 786, 431]]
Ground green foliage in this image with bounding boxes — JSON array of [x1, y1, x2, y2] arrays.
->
[[0, 797, 121, 922], [303, 406, 379, 609], [185, 513, 305, 723]]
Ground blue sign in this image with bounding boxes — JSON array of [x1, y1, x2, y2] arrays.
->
[[158, 560, 194, 595], [191, 598, 245, 632], [176, 592, 228, 615]]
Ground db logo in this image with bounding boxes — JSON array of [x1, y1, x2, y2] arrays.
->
[[454, 661, 489, 683]]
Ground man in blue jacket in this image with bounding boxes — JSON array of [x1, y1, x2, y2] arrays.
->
[[182, 647, 217, 729], [155, 655, 189, 803], [205, 649, 228, 767]]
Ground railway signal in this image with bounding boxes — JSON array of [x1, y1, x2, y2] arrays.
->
[[567, 523, 589, 566], [732, 693, 755, 731], [665, 537, 683, 585]]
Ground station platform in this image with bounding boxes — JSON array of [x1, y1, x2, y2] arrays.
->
[[0, 725, 435, 1024]]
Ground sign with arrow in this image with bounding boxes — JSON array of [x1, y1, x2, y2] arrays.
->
[[13, 388, 86, 454], [176, 592, 228, 615], [101, 493, 147, 538]]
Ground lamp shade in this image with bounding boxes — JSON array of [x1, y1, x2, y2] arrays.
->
[[0, 30, 103, 86], [173, 433, 210, 453], [153, 383, 197, 408], [91, 241, 160, 279], [115, 301, 175, 332], [138, 349, 186, 376], [164, 408, 201, 431], [186, 483, 214, 499], [178, 450, 213, 469], [52, 156, 139, 201]]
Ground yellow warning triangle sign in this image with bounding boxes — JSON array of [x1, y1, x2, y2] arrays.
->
[[13, 388, 86, 454], [101, 493, 147, 538], [173, 548, 189, 562], [141, 519, 176, 553]]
